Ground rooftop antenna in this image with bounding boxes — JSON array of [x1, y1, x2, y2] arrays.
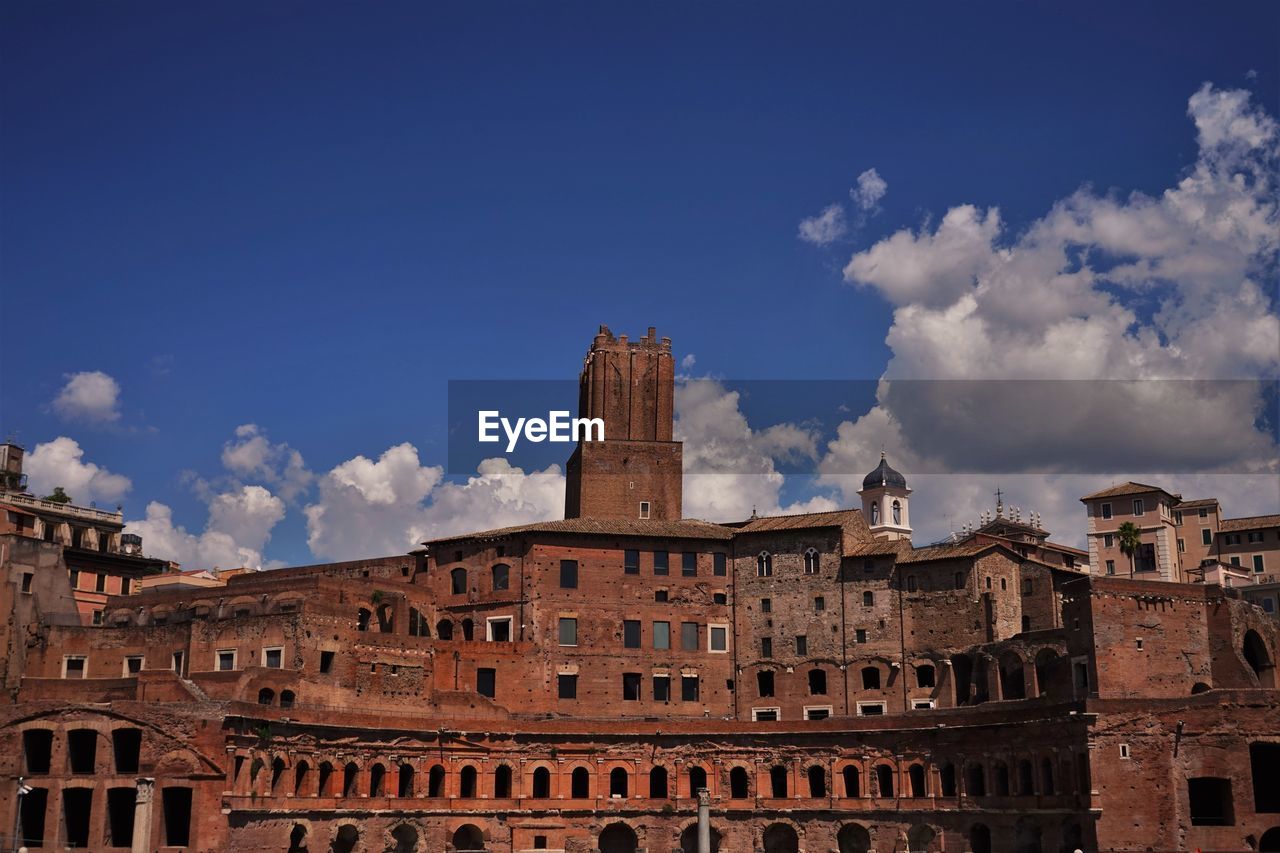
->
[[995, 487, 1004, 517]]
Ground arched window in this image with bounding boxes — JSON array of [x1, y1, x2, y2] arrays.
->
[[494, 764, 512, 798], [808, 669, 827, 695], [807, 765, 826, 797], [532, 766, 551, 798], [461, 619, 474, 641], [571, 767, 590, 798], [609, 767, 629, 798], [460, 765, 478, 798], [1018, 759, 1034, 795], [804, 548, 820, 574], [875, 764, 894, 798], [839, 763, 860, 799], [270, 756, 286, 793], [863, 590, 874, 606], [1041, 758, 1055, 795], [861, 666, 881, 690], [342, 762, 358, 797], [770, 765, 788, 798], [436, 619, 453, 640], [966, 763, 985, 796], [899, 764, 919, 798], [892, 499, 902, 525], [398, 763, 414, 797], [649, 766, 669, 799], [870, 501, 880, 525], [428, 764, 446, 798], [756, 551, 773, 577], [369, 763, 386, 797], [993, 761, 1010, 796], [258, 688, 275, 705], [450, 568, 467, 595], [356, 607, 372, 631], [491, 563, 510, 592], [277, 689, 296, 709], [318, 761, 334, 796], [293, 761, 309, 796], [688, 765, 708, 796], [916, 664, 936, 688], [939, 763, 956, 797], [730, 766, 750, 798]]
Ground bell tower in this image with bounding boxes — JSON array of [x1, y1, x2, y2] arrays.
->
[[858, 452, 912, 540], [564, 326, 683, 521]]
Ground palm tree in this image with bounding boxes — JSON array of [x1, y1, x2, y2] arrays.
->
[[1117, 521, 1142, 577]]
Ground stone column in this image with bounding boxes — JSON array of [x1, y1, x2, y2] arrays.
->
[[696, 787, 711, 853], [130, 777, 154, 853]]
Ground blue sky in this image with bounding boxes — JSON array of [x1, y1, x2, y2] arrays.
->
[[3, 2, 1278, 567]]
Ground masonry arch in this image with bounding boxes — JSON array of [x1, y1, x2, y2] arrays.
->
[[388, 823, 418, 853], [763, 822, 799, 853], [293, 760, 309, 796], [769, 764, 788, 798], [649, 765, 669, 798], [687, 764, 709, 797], [841, 763, 861, 798], [287, 823, 308, 853], [806, 764, 826, 797], [966, 762, 986, 796], [398, 763, 415, 797], [729, 765, 750, 798], [837, 823, 871, 853], [330, 824, 358, 853], [459, 764, 478, 798], [341, 762, 359, 797], [1244, 630, 1276, 687], [1260, 827, 1280, 852], [368, 762, 386, 797], [609, 766, 629, 798], [493, 763, 513, 798], [679, 822, 722, 853], [317, 761, 335, 796], [356, 608, 372, 632], [436, 619, 454, 640], [874, 763, 894, 798], [993, 760, 1010, 796], [999, 650, 1027, 699], [598, 822, 639, 853], [969, 823, 992, 853], [452, 823, 485, 851], [906, 824, 935, 853], [531, 765, 552, 798], [1034, 648, 1064, 698], [1018, 759, 1034, 795], [951, 653, 974, 704], [1013, 817, 1042, 853], [428, 764, 446, 798], [908, 763, 926, 797], [571, 765, 592, 799]]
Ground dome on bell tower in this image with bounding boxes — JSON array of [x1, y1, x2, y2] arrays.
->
[[862, 452, 907, 491]]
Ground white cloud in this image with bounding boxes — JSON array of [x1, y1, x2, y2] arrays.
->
[[51, 371, 122, 424], [303, 444, 564, 561], [851, 167, 888, 211], [220, 424, 313, 502], [24, 437, 131, 505], [124, 489, 285, 570], [681, 353, 697, 371], [798, 203, 848, 245], [818, 84, 1280, 546]]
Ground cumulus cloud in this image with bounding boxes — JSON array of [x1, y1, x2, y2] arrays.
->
[[817, 84, 1280, 546], [798, 204, 848, 245], [24, 437, 132, 505], [304, 444, 564, 561], [124, 487, 286, 570], [221, 424, 313, 502], [51, 371, 122, 423], [851, 167, 888, 211]]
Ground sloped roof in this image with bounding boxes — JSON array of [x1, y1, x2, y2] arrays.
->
[[897, 540, 1005, 564], [426, 517, 736, 544], [1176, 498, 1219, 510], [732, 509, 862, 534], [1220, 514, 1280, 533], [1080, 481, 1180, 502]]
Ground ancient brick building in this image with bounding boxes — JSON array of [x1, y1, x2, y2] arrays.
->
[[2, 328, 1278, 852]]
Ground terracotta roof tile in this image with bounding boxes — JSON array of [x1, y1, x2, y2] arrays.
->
[[1220, 514, 1280, 533], [426, 517, 736, 544], [1080, 481, 1180, 502]]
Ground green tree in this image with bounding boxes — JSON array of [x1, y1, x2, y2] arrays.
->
[[43, 486, 72, 504], [1117, 521, 1142, 577]]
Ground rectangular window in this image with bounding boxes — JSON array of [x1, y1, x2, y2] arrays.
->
[[761, 637, 773, 658], [557, 674, 577, 699], [123, 655, 143, 676], [757, 670, 775, 697], [912, 699, 936, 710], [713, 592, 727, 605], [1231, 556, 1241, 567], [95, 573, 107, 593], [814, 596, 825, 612], [560, 560, 578, 589], [477, 667, 496, 698], [1174, 510, 1183, 525], [486, 616, 513, 642], [752, 708, 779, 721], [652, 675, 670, 701], [653, 621, 671, 650], [682, 552, 697, 577], [1200, 507, 1208, 518], [1133, 498, 1145, 516], [63, 656, 86, 679], [805, 706, 831, 720], [681, 675, 700, 701], [1023, 578, 1033, 595], [639, 501, 650, 519], [623, 620, 642, 648], [681, 622, 698, 651], [624, 549, 640, 575], [1250, 531, 1264, 543], [713, 553, 727, 576], [653, 551, 669, 575], [21, 572, 33, 593], [1104, 533, 1114, 548], [796, 635, 808, 656], [1101, 503, 1113, 519], [1178, 538, 1185, 553], [1254, 555, 1265, 573], [709, 625, 728, 652], [760, 598, 772, 614], [1106, 559, 1115, 575], [559, 617, 578, 646], [857, 702, 886, 716], [69, 569, 79, 589], [217, 650, 236, 671], [171, 651, 184, 673], [855, 629, 867, 644], [655, 589, 669, 603], [622, 672, 642, 700], [91, 610, 103, 626], [320, 651, 334, 673], [263, 647, 283, 668]]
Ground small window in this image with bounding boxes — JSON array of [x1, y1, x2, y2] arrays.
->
[[916, 664, 935, 688], [855, 629, 867, 644], [20, 573, 33, 593], [486, 616, 513, 642], [1106, 559, 1115, 575], [96, 573, 107, 593], [805, 706, 831, 720], [624, 550, 640, 575], [682, 552, 697, 577], [796, 635, 808, 656], [954, 572, 965, 590], [171, 651, 184, 673], [491, 563, 510, 591], [124, 655, 144, 676], [624, 620, 642, 648], [681, 622, 699, 651], [655, 589, 669, 603], [1101, 503, 1113, 519], [808, 668, 827, 694], [263, 647, 283, 668], [64, 656, 87, 679], [756, 552, 773, 577], [560, 560, 578, 589], [761, 637, 773, 658], [861, 666, 881, 690], [863, 591, 874, 607], [653, 551, 669, 576], [1254, 555, 1265, 573], [69, 569, 79, 589], [1177, 538, 1185, 553], [907, 575, 918, 592], [804, 548, 820, 574], [1023, 578, 1033, 595], [713, 553, 727, 577], [622, 673, 642, 700], [653, 675, 670, 701], [653, 621, 671, 649], [710, 626, 728, 652], [912, 699, 935, 710], [217, 650, 236, 671], [760, 598, 772, 613], [639, 501, 651, 519], [476, 667, 496, 698], [814, 596, 825, 612], [1104, 533, 1114, 548], [559, 618, 578, 646], [91, 610, 103, 625], [713, 592, 727, 605], [1119, 744, 1130, 760], [858, 702, 885, 716], [757, 671, 775, 697], [681, 675, 700, 701], [752, 708, 779, 721], [558, 674, 577, 699], [450, 568, 467, 595], [320, 651, 335, 673], [1132, 498, 1144, 516]]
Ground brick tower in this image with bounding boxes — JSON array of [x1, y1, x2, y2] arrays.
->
[[564, 325, 683, 520]]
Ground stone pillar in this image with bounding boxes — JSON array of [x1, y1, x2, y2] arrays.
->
[[696, 787, 711, 853], [131, 777, 154, 853]]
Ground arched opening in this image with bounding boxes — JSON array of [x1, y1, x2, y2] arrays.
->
[[908, 763, 926, 797], [1192, 681, 1212, 694], [258, 688, 275, 705], [870, 501, 880, 525], [1260, 827, 1280, 852], [461, 618, 474, 641], [375, 603, 394, 633], [1041, 758, 1055, 795], [999, 651, 1026, 700], [763, 823, 799, 853], [808, 669, 827, 694], [757, 551, 773, 577], [288, 823, 307, 853], [1013, 817, 1042, 853], [428, 764, 446, 798], [838, 823, 871, 853], [389, 824, 418, 853], [609, 767, 629, 798], [842, 765, 861, 798], [598, 822, 639, 853], [804, 548, 820, 573], [356, 608, 371, 631], [398, 763, 415, 798], [688, 765, 708, 796], [331, 824, 358, 853], [280, 690, 296, 709], [341, 762, 358, 797], [532, 766, 551, 798], [680, 823, 722, 853], [861, 666, 881, 690], [916, 663, 936, 688], [460, 765, 478, 798], [969, 823, 992, 853], [317, 761, 334, 796], [906, 824, 935, 853], [939, 763, 957, 797], [966, 763, 986, 796], [571, 766, 591, 799], [491, 563, 510, 591], [1018, 759, 1034, 795], [649, 766, 669, 799], [972, 656, 991, 703], [951, 654, 974, 705], [770, 765, 788, 798], [436, 619, 454, 640], [450, 568, 467, 595], [1060, 820, 1083, 852], [271, 757, 286, 793], [293, 761, 309, 796], [1034, 648, 1061, 698], [452, 823, 485, 851], [875, 764, 894, 798], [993, 761, 1010, 796], [368, 763, 385, 797], [494, 764, 512, 798], [892, 499, 902, 525], [1244, 630, 1276, 687], [730, 766, 750, 798], [807, 765, 826, 797]]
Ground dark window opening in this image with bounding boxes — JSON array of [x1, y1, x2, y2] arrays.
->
[[682, 552, 698, 576], [560, 559, 579, 588], [758, 670, 775, 697], [770, 765, 788, 798], [293, 762, 309, 796], [940, 763, 957, 797], [653, 551, 668, 576], [713, 553, 727, 576], [689, 766, 708, 796], [258, 688, 275, 706], [796, 635, 808, 656], [491, 563, 510, 591], [909, 764, 926, 797], [532, 767, 551, 798], [494, 765, 512, 798], [18, 786, 47, 847], [624, 620, 641, 648], [558, 674, 578, 699], [1251, 742, 1280, 812], [1188, 777, 1234, 826], [436, 620, 454, 640], [730, 766, 750, 798], [68, 729, 97, 774], [653, 675, 670, 702], [808, 668, 827, 695], [161, 787, 192, 847], [875, 765, 894, 798], [993, 762, 1010, 796], [397, 764, 414, 797], [23, 729, 53, 774], [356, 608, 371, 631], [807, 765, 826, 797], [843, 766, 861, 798], [280, 690, 296, 709], [451, 568, 467, 595], [342, 763, 359, 797], [650, 766, 669, 798], [428, 765, 446, 798], [623, 673, 642, 700], [320, 650, 335, 673], [682, 675, 700, 702], [916, 664, 935, 688], [571, 767, 590, 798], [967, 764, 986, 796], [317, 762, 334, 796], [369, 764, 386, 797], [462, 619, 474, 641], [112, 728, 141, 774], [1041, 758, 1056, 795], [861, 666, 881, 690], [625, 549, 641, 575], [534, 836, 547, 849], [610, 767, 629, 797], [681, 621, 699, 651], [63, 786, 93, 848], [461, 765, 478, 798], [477, 667, 496, 698]]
